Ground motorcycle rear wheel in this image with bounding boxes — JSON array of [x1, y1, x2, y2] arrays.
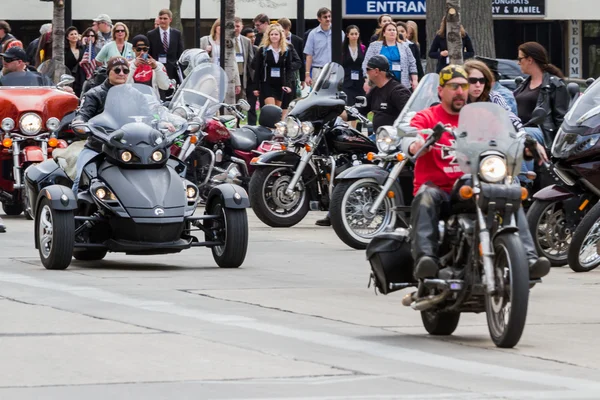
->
[[485, 233, 529, 348], [2, 202, 23, 216], [420, 310, 460, 336], [526, 200, 571, 266], [567, 202, 600, 272]]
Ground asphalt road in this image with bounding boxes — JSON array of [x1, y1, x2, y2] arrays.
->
[[1, 210, 599, 399]]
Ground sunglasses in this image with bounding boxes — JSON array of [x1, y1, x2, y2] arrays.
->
[[468, 77, 486, 85], [111, 67, 130, 75], [444, 83, 469, 91], [2, 57, 17, 63], [366, 67, 376, 71], [135, 46, 149, 52], [86, 34, 95, 37], [114, 30, 126, 33], [517, 56, 528, 62]]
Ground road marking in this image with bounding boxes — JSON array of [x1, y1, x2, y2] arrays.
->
[[1, 271, 599, 396]]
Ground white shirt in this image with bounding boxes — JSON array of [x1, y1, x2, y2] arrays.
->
[[267, 45, 280, 63], [159, 27, 170, 49]]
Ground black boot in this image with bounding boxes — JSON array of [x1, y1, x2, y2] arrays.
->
[[414, 256, 439, 279], [315, 216, 331, 227], [0, 217, 5, 233], [529, 257, 551, 279]]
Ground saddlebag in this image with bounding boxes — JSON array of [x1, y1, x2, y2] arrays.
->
[[366, 228, 415, 295]]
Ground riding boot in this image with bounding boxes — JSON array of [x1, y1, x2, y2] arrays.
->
[[411, 186, 447, 279], [517, 207, 550, 279], [0, 216, 5, 233]]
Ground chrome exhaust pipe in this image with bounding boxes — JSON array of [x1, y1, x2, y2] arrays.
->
[[410, 288, 450, 311]]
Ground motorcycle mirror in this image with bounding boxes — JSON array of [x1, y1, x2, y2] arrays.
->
[[354, 96, 367, 108], [71, 123, 90, 135], [514, 76, 524, 86], [528, 107, 547, 126], [187, 121, 202, 133], [567, 82, 581, 98], [586, 77, 595, 87], [238, 99, 251, 112], [57, 74, 75, 88]]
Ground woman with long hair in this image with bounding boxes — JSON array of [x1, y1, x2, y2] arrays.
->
[[370, 14, 393, 43], [362, 22, 418, 90], [95, 22, 134, 63], [341, 25, 366, 124], [397, 21, 423, 80], [251, 24, 302, 114], [200, 19, 242, 96], [428, 16, 474, 73], [513, 41, 569, 148], [64, 26, 86, 96]]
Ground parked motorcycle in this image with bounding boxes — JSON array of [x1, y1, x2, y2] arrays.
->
[[368, 103, 538, 349], [526, 78, 600, 269], [24, 83, 249, 270], [0, 69, 77, 218], [330, 73, 440, 249], [248, 62, 378, 228]]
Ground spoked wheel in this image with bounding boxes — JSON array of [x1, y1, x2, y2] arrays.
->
[[207, 200, 248, 268], [485, 233, 529, 348], [527, 200, 572, 266], [568, 203, 600, 272], [330, 179, 397, 249], [36, 198, 74, 270], [249, 166, 309, 228]]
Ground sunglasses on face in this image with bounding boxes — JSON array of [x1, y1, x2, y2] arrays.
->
[[135, 46, 149, 52], [445, 83, 469, 91], [2, 57, 17, 63], [115, 30, 126, 33], [86, 34, 95, 37], [468, 77, 486, 85], [111, 67, 130, 75]]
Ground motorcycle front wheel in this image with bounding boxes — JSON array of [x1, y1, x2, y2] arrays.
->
[[485, 233, 529, 348], [249, 166, 309, 228], [567, 202, 600, 272], [330, 178, 397, 250]]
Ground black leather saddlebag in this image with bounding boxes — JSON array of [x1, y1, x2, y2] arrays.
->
[[366, 228, 415, 295]]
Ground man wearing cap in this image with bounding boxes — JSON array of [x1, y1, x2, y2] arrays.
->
[[354, 55, 411, 132], [71, 56, 130, 195], [475, 55, 518, 115], [0, 47, 53, 84], [403, 64, 550, 281], [92, 14, 113, 50]]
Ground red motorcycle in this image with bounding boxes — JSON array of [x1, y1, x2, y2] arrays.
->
[[0, 72, 77, 218]]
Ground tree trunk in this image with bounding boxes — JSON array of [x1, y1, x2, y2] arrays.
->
[[461, 0, 495, 58], [425, 0, 446, 73], [52, 0, 66, 83], [445, 0, 463, 65], [169, 0, 184, 36], [223, 0, 237, 105]]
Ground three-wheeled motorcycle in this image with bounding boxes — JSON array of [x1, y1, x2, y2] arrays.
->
[[25, 84, 249, 270]]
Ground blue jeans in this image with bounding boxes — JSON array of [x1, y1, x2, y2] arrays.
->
[[72, 147, 99, 196], [520, 127, 545, 184]]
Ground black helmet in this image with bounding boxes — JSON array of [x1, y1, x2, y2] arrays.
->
[[258, 104, 283, 128]]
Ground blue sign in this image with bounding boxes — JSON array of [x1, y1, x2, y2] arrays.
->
[[345, 0, 426, 17]]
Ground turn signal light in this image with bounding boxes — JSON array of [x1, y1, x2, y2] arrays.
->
[[396, 153, 405, 162], [190, 135, 198, 144], [250, 157, 259, 164], [521, 187, 529, 201], [459, 185, 473, 200], [367, 152, 375, 161], [48, 137, 59, 147], [387, 191, 395, 198], [579, 199, 590, 211], [281, 144, 287, 151], [2, 138, 12, 148], [305, 144, 311, 152]]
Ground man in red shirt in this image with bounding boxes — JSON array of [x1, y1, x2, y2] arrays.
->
[[404, 65, 550, 280]]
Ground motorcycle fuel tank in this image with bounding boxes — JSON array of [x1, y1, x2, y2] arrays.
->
[[328, 126, 378, 154], [204, 118, 231, 143]]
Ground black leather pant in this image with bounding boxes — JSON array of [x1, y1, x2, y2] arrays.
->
[[410, 184, 537, 261]]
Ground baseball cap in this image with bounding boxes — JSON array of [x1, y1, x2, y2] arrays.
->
[[93, 14, 112, 25], [0, 47, 27, 62], [366, 55, 390, 72], [439, 65, 468, 86]]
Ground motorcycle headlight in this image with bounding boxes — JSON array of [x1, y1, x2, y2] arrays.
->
[[275, 121, 287, 136], [19, 113, 42, 135], [285, 116, 302, 140], [479, 155, 507, 183], [376, 126, 400, 153], [94, 187, 117, 201], [152, 151, 164, 162], [301, 121, 314, 135], [121, 151, 132, 162], [46, 117, 60, 132], [186, 185, 197, 199], [2, 118, 15, 132]]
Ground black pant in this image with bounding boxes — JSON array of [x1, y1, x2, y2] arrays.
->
[[410, 184, 537, 261], [245, 79, 261, 126]]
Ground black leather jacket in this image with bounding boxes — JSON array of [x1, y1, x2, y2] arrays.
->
[[74, 80, 114, 152], [513, 72, 570, 146]]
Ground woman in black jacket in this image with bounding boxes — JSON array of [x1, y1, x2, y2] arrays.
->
[[64, 26, 86, 97], [252, 24, 302, 117], [428, 16, 474, 73], [397, 21, 423, 81], [341, 25, 366, 114]]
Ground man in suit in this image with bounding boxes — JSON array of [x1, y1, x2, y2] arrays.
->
[[234, 17, 257, 124], [252, 14, 270, 47], [147, 8, 184, 98]]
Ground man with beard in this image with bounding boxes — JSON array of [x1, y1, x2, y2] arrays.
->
[[403, 65, 550, 281]]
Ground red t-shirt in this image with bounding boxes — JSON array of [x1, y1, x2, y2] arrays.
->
[[409, 104, 463, 195]]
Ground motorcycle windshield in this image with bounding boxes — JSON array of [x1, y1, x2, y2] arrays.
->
[[394, 73, 440, 127], [455, 103, 524, 178], [169, 63, 227, 118], [89, 84, 162, 131], [288, 62, 346, 122], [563, 79, 600, 129]]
